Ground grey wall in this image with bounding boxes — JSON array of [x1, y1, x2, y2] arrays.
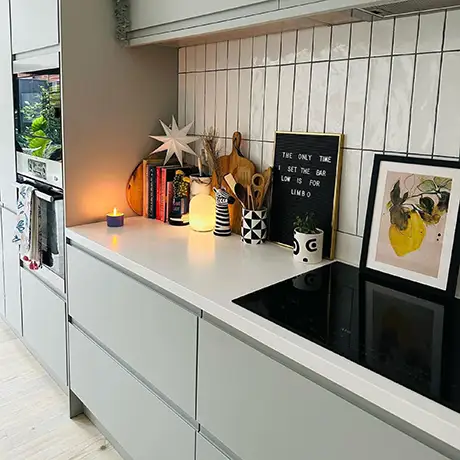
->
[[61, 0, 178, 227]]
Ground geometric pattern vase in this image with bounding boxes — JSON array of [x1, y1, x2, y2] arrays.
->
[[241, 208, 268, 244]]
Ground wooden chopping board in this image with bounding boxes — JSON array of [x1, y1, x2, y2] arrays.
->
[[126, 160, 144, 216]]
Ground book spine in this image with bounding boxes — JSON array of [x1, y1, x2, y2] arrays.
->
[[148, 165, 156, 218], [156, 167, 161, 220], [166, 181, 173, 222], [161, 168, 167, 222], [142, 160, 148, 217]]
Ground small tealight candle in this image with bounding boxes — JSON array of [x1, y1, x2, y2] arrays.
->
[[107, 207, 124, 227]]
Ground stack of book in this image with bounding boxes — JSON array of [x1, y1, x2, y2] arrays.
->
[[142, 159, 196, 221]]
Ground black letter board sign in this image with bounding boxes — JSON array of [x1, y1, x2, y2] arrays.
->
[[268, 132, 343, 258]]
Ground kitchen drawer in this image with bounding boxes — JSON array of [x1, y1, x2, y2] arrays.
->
[[67, 244, 197, 416], [197, 435, 230, 460], [70, 324, 195, 460], [21, 269, 67, 387], [198, 321, 447, 460]]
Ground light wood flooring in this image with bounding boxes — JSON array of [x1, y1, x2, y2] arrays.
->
[[0, 317, 122, 460]]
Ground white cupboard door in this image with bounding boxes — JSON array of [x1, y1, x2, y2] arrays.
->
[[197, 436, 229, 460], [67, 244, 197, 417], [69, 324, 195, 460], [198, 321, 448, 460], [0, 210, 5, 318], [21, 269, 67, 386], [0, 0, 16, 211], [10, 0, 59, 54], [2, 209, 22, 335], [130, 0, 274, 31]]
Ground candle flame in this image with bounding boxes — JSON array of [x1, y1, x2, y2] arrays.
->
[[113, 207, 117, 216]]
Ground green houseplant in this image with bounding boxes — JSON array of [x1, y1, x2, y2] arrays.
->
[[293, 212, 323, 264]]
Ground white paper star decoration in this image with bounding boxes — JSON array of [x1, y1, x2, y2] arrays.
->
[[149, 117, 200, 166]]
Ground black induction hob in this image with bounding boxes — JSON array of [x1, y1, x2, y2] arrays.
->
[[233, 262, 460, 415]]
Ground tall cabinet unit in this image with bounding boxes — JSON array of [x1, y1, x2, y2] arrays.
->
[[10, 0, 59, 54], [0, 0, 17, 212]]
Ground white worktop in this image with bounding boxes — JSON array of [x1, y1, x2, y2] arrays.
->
[[66, 217, 460, 455]]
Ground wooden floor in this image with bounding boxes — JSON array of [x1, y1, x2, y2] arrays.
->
[[0, 317, 122, 460]]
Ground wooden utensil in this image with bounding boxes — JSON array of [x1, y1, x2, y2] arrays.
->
[[247, 184, 255, 210], [235, 183, 248, 208], [251, 173, 265, 210], [261, 167, 272, 204]]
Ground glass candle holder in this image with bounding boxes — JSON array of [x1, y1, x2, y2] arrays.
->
[[107, 207, 124, 227], [189, 175, 215, 232]]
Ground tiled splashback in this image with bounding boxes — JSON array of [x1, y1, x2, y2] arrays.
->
[[178, 9, 460, 266]]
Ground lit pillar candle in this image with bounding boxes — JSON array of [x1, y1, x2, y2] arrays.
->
[[107, 207, 124, 227]]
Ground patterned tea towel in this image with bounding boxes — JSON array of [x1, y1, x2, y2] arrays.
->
[[12, 184, 40, 270]]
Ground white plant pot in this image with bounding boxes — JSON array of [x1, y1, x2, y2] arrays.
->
[[293, 228, 324, 264]]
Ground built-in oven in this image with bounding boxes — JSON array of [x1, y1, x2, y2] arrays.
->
[[13, 53, 62, 189], [13, 53, 65, 294]]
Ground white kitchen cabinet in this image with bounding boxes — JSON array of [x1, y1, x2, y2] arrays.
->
[[0, 0, 16, 211], [197, 436, 230, 460], [2, 209, 22, 336], [10, 0, 59, 54], [0, 211, 5, 318], [130, 0, 276, 32], [67, 244, 198, 417], [69, 324, 195, 460], [198, 321, 448, 460], [21, 268, 67, 387]]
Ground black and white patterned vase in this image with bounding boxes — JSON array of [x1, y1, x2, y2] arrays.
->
[[241, 208, 268, 245], [293, 228, 324, 264]]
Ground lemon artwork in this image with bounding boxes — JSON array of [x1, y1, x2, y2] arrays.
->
[[387, 176, 451, 257]]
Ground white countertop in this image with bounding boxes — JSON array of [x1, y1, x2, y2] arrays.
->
[[67, 217, 460, 455]]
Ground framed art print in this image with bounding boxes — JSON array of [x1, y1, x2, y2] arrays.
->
[[360, 155, 460, 296]]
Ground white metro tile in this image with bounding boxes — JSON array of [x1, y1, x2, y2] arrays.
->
[[179, 48, 186, 73], [363, 57, 391, 151], [227, 70, 239, 139], [308, 61, 328, 132], [343, 59, 368, 149], [292, 63, 311, 132], [358, 150, 376, 237], [409, 53, 441, 154], [296, 28, 313, 63], [371, 19, 394, 57], [178, 74, 186, 127], [358, 150, 375, 236], [186, 46, 196, 72], [194, 72, 205, 135], [417, 11, 445, 53], [186, 73, 195, 126], [250, 141, 263, 170], [325, 60, 347, 134], [225, 138, 232, 154], [238, 69, 252, 140], [205, 72, 216, 129], [335, 232, 362, 266], [434, 52, 460, 158], [281, 31, 297, 65], [338, 149, 361, 235], [266, 33, 281, 65], [228, 40, 240, 69], [350, 22, 371, 58], [262, 142, 275, 170], [251, 68, 266, 140], [278, 65, 295, 131], [444, 9, 460, 51], [206, 43, 217, 70], [263, 66, 279, 141], [331, 24, 350, 60], [216, 42, 228, 70], [385, 55, 414, 153], [215, 71, 227, 138], [253, 35, 267, 67], [240, 38, 253, 68], [393, 15, 418, 55], [195, 45, 206, 71], [313, 26, 331, 61], [339, 150, 361, 234]]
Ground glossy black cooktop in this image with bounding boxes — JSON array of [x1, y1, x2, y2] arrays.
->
[[233, 262, 460, 415]]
